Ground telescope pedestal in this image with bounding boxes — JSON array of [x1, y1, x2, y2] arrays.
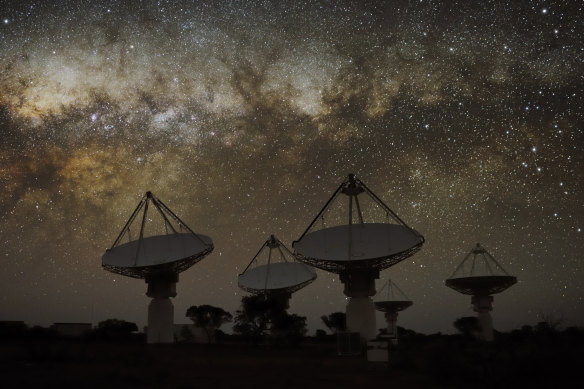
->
[[384, 311, 399, 339], [146, 273, 178, 344], [346, 297, 377, 341], [147, 298, 174, 343], [341, 270, 378, 342], [472, 295, 494, 342]]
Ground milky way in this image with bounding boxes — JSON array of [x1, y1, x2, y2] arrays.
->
[[1, 0, 583, 334]]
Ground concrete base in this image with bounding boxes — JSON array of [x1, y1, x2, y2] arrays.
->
[[384, 311, 399, 339], [145, 273, 178, 344], [147, 297, 174, 344], [472, 295, 494, 341], [477, 310, 494, 341], [346, 297, 377, 342]]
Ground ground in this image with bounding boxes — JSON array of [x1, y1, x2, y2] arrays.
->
[[0, 332, 581, 389]]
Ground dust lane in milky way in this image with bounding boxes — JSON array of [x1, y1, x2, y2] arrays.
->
[[0, 0, 582, 333]]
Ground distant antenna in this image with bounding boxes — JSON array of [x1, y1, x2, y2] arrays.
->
[[374, 280, 413, 341], [102, 191, 214, 343], [238, 235, 316, 309], [445, 243, 517, 341], [293, 174, 424, 342]]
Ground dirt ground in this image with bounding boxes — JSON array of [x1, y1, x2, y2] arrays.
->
[[0, 342, 428, 389], [1, 334, 580, 389]]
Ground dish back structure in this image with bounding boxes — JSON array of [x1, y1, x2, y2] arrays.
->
[[238, 235, 316, 308]]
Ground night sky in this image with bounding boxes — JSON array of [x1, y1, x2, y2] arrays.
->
[[1, 0, 582, 335]]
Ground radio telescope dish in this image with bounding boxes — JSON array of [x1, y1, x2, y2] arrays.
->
[[294, 223, 422, 272], [374, 280, 413, 340], [293, 174, 424, 274], [445, 243, 517, 295], [293, 174, 424, 342], [374, 280, 413, 313], [101, 191, 214, 343], [238, 235, 316, 307], [374, 300, 413, 312], [445, 243, 517, 341], [446, 275, 517, 296], [102, 233, 213, 278], [239, 262, 316, 294]]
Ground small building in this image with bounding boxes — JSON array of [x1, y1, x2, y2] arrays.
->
[[51, 322, 92, 337], [367, 340, 389, 362]]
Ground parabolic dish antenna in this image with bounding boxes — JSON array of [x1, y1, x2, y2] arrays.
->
[[294, 223, 422, 272], [374, 280, 413, 313], [101, 191, 213, 343], [103, 233, 213, 277], [445, 243, 517, 342], [446, 275, 517, 296], [374, 280, 413, 340], [293, 174, 424, 342], [102, 191, 213, 278], [445, 243, 517, 295], [238, 235, 316, 297], [293, 174, 424, 274], [374, 301, 413, 312], [239, 262, 316, 294]]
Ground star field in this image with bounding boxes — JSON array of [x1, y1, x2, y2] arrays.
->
[[0, 0, 583, 334]]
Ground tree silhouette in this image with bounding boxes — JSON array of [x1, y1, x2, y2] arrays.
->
[[272, 313, 307, 345], [536, 313, 563, 333], [179, 324, 195, 343], [93, 319, 138, 341], [453, 316, 479, 338], [97, 319, 138, 333], [321, 312, 346, 334], [233, 295, 284, 339], [233, 295, 306, 344], [186, 305, 232, 343]]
